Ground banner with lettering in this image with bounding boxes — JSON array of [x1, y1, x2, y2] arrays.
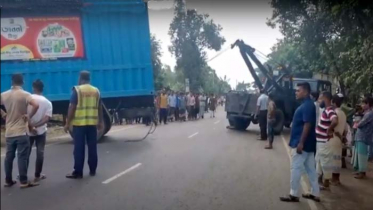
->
[[1, 17, 84, 61]]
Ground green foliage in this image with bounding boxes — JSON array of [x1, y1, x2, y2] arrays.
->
[[150, 34, 165, 90], [169, 0, 226, 92], [267, 0, 373, 98], [235, 81, 251, 91]]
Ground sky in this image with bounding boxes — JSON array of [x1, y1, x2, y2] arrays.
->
[[148, 0, 283, 87]]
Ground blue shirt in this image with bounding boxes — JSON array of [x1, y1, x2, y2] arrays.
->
[[168, 95, 177, 108], [289, 97, 317, 153]]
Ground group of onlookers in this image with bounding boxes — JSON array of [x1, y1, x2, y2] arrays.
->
[[1, 71, 104, 189], [1, 74, 53, 188], [155, 90, 220, 124], [278, 82, 373, 203]]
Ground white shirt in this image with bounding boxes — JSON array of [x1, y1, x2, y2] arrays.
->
[[257, 94, 268, 111], [27, 94, 53, 136]]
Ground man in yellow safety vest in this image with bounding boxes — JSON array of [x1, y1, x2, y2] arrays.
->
[[64, 71, 103, 179]]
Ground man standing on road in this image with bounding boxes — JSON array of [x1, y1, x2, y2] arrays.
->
[[168, 91, 176, 121], [265, 93, 276, 149], [27, 80, 53, 182], [159, 89, 168, 125], [1, 73, 40, 188], [315, 92, 338, 190], [280, 82, 320, 203], [256, 89, 268, 140], [64, 71, 103, 179]]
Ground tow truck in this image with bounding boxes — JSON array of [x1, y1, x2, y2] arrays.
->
[[225, 40, 332, 133]]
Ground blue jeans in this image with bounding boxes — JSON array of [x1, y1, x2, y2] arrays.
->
[[290, 149, 320, 197], [4, 135, 30, 184], [72, 126, 98, 176]]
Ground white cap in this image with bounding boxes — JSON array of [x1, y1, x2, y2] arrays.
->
[[337, 93, 344, 98]]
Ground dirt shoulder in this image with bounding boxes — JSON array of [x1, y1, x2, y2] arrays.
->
[[1, 125, 66, 148]]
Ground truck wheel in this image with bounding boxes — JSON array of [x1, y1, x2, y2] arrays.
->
[[228, 119, 236, 127], [234, 118, 251, 131], [273, 109, 284, 135]]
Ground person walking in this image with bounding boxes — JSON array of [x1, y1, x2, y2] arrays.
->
[[265, 93, 276, 149], [27, 80, 53, 182], [64, 71, 103, 179], [199, 94, 206, 119], [256, 89, 268, 140], [1, 73, 40, 188], [209, 94, 217, 118], [159, 90, 168, 125], [315, 91, 338, 190], [352, 96, 373, 179], [280, 82, 320, 203]]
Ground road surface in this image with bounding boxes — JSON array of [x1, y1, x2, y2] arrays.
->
[[1, 109, 314, 210]]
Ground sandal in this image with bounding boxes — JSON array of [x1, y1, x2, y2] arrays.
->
[[34, 174, 47, 182], [320, 186, 330, 191], [302, 193, 321, 202], [279, 195, 300, 202], [4, 180, 17, 188], [354, 174, 366, 179], [20, 181, 40, 189]]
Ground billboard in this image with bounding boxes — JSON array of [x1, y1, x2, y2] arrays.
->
[[1, 17, 84, 61]]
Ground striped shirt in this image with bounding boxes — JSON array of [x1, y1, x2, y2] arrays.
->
[[316, 107, 337, 142]]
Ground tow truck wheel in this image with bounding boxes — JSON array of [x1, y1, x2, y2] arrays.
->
[[234, 118, 251, 131], [273, 109, 284, 135]]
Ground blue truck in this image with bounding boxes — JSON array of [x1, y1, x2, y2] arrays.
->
[[1, 0, 155, 139]]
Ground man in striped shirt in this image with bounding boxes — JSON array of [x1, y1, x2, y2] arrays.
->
[[315, 91, 339, 190]]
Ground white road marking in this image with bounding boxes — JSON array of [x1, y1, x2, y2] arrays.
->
[[281, 135, 319, 210], [214, 120, 221, 124], [188, 132, 199, 139], [102, 163, 142, 184]]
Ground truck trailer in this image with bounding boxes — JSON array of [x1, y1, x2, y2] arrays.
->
[[1, 0, 155, 140]]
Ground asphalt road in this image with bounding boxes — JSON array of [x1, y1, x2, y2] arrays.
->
[[1, 108, 313, 210]]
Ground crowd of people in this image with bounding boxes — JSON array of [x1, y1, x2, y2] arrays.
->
[[155, 90, 224, 125], [273, 82, 373, 203]]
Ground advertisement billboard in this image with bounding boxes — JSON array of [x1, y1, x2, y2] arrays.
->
[[1, 17, 84, 61]]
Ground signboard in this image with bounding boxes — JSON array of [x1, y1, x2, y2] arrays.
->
[[1, 17, 84, 61]]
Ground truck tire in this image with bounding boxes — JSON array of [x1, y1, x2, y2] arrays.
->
[[229, 119, 236, 127], [273, 109, 284, 135], [234, 118, 251, 131]]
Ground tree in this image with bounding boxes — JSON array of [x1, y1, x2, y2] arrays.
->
[[267, 0, 373, 96], [235, 81, 251, 91], [150, 34, 165, 90], [169, 0, 226, 92]]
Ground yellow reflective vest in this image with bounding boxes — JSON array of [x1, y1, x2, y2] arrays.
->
[[72, 84, 100, 126]]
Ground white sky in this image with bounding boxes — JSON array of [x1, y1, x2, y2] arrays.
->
[[148, 0, 283, 87]]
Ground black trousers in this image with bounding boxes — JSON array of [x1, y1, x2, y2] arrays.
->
[[159, 108, 168, 124], [28, 133, 46, 178], [259, 110, 268, 140]]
